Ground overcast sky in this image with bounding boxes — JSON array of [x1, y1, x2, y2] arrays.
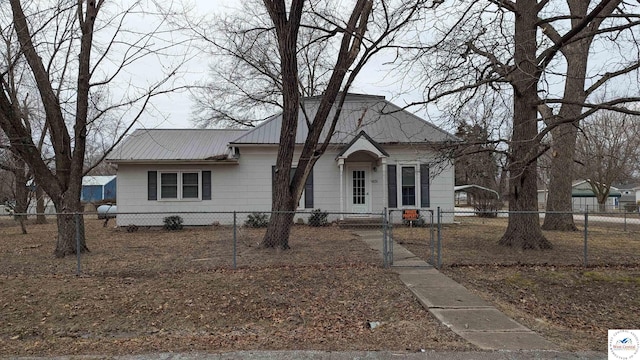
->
[[135, 0, 427, 130]]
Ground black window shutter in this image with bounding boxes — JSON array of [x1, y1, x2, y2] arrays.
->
[[304, 168, 314, 208], [420, 164, 430, 207], [387, 165, 397, 208], [202, 171, 212, 200], [147, 171, 157, 201]]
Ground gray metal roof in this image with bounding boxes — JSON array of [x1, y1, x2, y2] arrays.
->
[[107, 129, 247, 162], [231, 94, 457, 145]]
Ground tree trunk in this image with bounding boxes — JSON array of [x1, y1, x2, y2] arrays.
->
[[259, 1, 304, 249], [14, 159, 28, 234], [499, 0, 551, 250], [499, 162, 552, 249], [598, 201, 606, 212], [263, 211, 296, 250], [52, 173, 88, 257], [35, 185, 47, 224], [542, 0, 595, 232], [541, 123, 579, 231], [53, 194, 88, 258], [597, 192, 608, 212]]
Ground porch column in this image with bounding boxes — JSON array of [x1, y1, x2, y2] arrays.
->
[[338, 158, 345, 220]]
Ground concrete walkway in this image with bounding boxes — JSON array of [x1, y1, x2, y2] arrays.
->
[[355, 230, 558, 352]]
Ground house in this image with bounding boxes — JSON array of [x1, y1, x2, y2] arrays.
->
[[611, 183, 640, 211], [81, 175, 117, 203], [106, 94, 457, 226], [25, 181, 56, 214], [538, 180, 621, 211]]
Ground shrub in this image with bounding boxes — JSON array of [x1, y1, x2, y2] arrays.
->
[[308, 209, 328, 227], [163, 215, 184, 231], [473, 197, 502, 218], [245, 212, 269, 228]]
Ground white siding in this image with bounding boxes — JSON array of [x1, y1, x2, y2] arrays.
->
[[116, 145, 455, 225]]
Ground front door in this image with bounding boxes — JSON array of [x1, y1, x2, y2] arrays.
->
[[349, 167, 370, 215]]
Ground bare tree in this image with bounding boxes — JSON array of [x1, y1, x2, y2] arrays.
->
[[0, 141, 28, 232], [401, 0, 640, 249], [188, 1, 341, 129], [540, 0, 640, 231], [192, 0, 437, 248], [576, 111, 640, 212], [0, 1, 192, 257], [452, 95, 510, 192]]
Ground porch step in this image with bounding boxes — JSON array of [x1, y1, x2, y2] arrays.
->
[[337, 217, 384, 229]]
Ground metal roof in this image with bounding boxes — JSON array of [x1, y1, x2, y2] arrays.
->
[[454, 185, 500, 198], [82, 175, 116, 186], [570, 180, 622, 197], [231, 94, 457, 145], [107, 129, 247, 162], [572, 188, 621, 198]]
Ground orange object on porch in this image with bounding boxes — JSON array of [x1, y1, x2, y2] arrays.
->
[[402, 209, 419, 221]]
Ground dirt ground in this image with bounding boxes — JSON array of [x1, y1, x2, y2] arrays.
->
[[395, 217, 640, 352], [0, 217, 472, 356]]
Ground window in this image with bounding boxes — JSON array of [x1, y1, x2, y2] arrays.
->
[[161, 173, 178, 199], [388, 164, 429, 209], [182, 173, 199, 198], [401, 166, 416, 206], [150, 171, 208, 201], [352, 170, 366, 204]]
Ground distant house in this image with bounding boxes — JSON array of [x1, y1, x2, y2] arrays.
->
[[25, 180, 55, 214], [106, 93, 457, 226], [81, 175, 117, 203], [538, 180, 621, 211], [612, 183, 640, 210]]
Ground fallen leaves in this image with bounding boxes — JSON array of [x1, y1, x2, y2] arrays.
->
[[0, 218, 472, 356]]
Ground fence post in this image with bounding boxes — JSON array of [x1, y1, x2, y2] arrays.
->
[[382, 209, 388, 268], [75, 213, 81, 276], [389, 211, 394, 267], [429, 210, 435, 265], [233, 211, 237, 270], [437, 207, 442, 269], [584, 210, 588, 267], [624, 210, 627, 232]]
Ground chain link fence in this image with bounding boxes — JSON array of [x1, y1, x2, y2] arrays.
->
[[387, 209, 436, 266], [392, 208, 640, 269], [6, 207, 636, 274], [0, 210, 394, 276]]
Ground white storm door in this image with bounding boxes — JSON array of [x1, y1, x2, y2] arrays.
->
[[349, 167, 370, 214]]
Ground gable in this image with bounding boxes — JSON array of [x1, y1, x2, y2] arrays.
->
[[336, 131, 389, 159]]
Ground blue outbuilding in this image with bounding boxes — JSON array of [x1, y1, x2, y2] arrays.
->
[[81, 175, 117, 203]]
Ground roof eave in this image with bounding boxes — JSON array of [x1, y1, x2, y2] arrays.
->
[[106, 159, 240, 165]]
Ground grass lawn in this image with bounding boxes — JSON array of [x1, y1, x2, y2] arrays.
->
[[0, 217, 472, 356], [395, 217, 640, 352]]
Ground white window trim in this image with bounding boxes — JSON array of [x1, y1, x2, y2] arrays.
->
[[397, 162, 421, 208], [158, 170, 202, 201]]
